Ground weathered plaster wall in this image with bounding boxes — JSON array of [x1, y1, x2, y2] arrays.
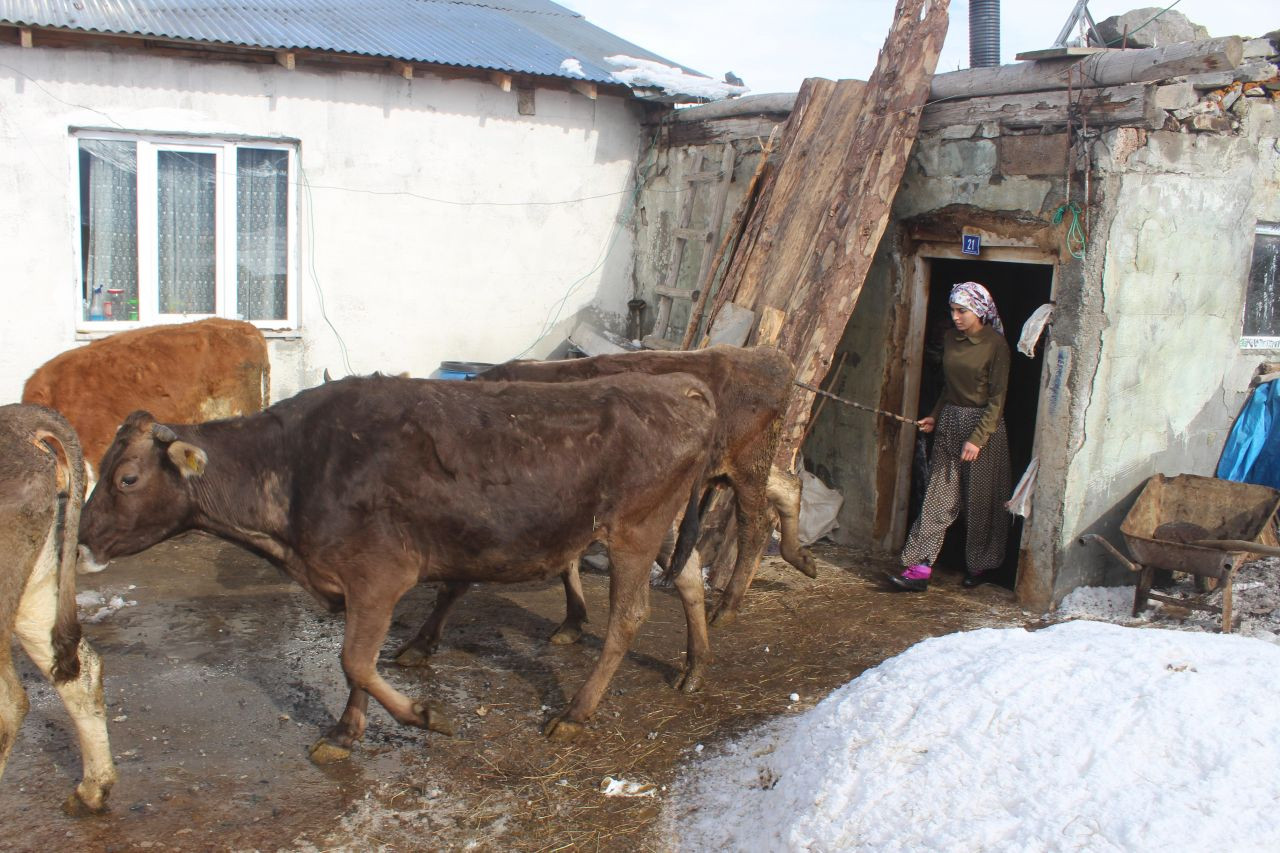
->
[[1059, 103, 1280, 601], [631, 134, 774, 343], [0, 44, 643, 402]]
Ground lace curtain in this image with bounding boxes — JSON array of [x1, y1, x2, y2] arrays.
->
[[80, 139, 138, 321], [236, 148, 288, 321], [157, 150, 216, 314]]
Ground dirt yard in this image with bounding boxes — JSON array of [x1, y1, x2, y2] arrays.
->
[[2, 535, 1029, 851]]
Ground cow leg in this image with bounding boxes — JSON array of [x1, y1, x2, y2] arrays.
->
[[769, 467, 818, 579], [393, 581, 470, 667], [670, 552, 710, 694], [709, 478, 773, 627], [0, 643, 29, 782], [12, 568, 115, 815], [544, 546, 653, 742], [311, 584, 455, 766], [550, 561, 588, 646]]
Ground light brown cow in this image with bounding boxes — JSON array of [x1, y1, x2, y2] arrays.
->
[[22, 319, 269, 487], [0, 405, 115, 815]]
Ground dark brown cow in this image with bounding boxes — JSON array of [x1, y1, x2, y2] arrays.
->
[[472, 345, 815, 624], [78, 373, 716, 762], [1, 405, 115, 814], [22, 318, 269, 488]]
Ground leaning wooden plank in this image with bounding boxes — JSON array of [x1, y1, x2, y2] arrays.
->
[[931, 35, 1239, 101], [929, 36, 1243, 101], [768, 0, 950, 469], [918, 82, 1166, 132]]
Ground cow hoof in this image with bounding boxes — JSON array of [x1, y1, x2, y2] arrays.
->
[[414, 701, 456, 736], [393, 644, 434, 668], [308, 739, 352, 765], [673, 667, 705, 694], [62, 790, 108, 818], [708, 605, 738, 627], [548, 624, 583, 645], [797, 553, 819, 579], [543, 716, 585, 742]]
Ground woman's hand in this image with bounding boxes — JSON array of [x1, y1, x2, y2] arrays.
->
[[917, 416, 935, 433], [961, 441, 981, 462]]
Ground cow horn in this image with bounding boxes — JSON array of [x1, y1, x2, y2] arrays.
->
[[152, 423, 178, 444]]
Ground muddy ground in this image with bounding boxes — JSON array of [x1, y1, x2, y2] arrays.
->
[[2, 535, 1029, 851]]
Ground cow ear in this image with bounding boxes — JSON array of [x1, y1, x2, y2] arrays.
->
[[167, 441, 208, 478]]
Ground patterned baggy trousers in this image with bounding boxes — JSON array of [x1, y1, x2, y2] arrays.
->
[[901, 404, 1011, 574]]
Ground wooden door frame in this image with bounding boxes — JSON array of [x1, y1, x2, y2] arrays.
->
[[888, 243, 1059, 572]]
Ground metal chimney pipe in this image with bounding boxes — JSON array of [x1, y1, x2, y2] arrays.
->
[[969, 0, 1001, 68]]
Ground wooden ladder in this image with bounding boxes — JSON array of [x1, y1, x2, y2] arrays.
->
[[645, 142, 737, 348]]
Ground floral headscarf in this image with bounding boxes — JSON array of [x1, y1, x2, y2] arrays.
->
[[949, 281, 1004, 336]]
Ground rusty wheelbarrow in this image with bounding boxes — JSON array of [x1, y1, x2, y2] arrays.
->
[[1080, 473, 1280, 633]]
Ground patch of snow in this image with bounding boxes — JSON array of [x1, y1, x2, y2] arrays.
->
[[605, 55, 747, 101], [1057, 583, 1139, 621], [663, 621, 1280, 850], [77, 589, 137, 624], [559, 57, 585, 77]]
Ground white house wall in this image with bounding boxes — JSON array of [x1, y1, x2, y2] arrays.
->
[[0, 44, 643, 402], [1063, 113, 1280, 588]]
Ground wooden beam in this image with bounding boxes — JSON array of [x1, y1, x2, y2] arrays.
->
[[275, 50, 295, 70], [705, 0, 949, 471], [919, 82, 1165, 132], [392, 60, 413, 80], [570, 80, 597, 100], [19, 27, 32, 48], [489, 71, 513, 93], [930, 36, 1243, 101]]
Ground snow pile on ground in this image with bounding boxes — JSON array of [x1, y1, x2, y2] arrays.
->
[[606, 55, 747, 100], [661, 621, 1280, 851], [76, 588, 137, 623], [1059, 556, 1280, 642]]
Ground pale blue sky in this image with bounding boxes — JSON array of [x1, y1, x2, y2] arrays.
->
[[559, 1, 1276, 94]]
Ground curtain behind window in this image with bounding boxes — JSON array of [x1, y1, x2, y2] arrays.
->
[[80, 139, 138, 320], [236, 148, 288, 320], [158, 150, 217, 314]]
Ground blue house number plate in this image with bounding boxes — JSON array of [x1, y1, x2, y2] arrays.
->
[[962, 234, 981, 256]]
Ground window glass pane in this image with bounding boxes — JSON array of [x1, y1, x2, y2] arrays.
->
[[79, 139, 138, 322], [1243, 228, 1280, 338], [157, 150, 216, 314], [236, 148, 289, 320]]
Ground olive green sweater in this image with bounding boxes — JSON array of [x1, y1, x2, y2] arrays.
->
[[928, 323, 1010, 448]]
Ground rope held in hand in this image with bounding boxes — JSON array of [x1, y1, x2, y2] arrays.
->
[[794, 382, 921, 426]]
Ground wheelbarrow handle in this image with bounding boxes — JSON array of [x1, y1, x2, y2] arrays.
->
[[1079, 533, 1139, 573], [1191, 539, 1280, 558]]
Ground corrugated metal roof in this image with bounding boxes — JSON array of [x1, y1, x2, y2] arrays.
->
[[0, 0, 700, 87]]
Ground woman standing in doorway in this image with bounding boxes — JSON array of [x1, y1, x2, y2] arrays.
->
[[890, 281, 1011, 591]]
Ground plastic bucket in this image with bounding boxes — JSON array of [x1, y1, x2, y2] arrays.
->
[[429, 361, 495, 380]]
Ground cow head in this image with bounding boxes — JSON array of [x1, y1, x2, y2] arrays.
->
[[79, 410, 208, 566]]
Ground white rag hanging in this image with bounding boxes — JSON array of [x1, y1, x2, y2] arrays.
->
[[1017, 303, 1054, 358], [1006, 457, 1039, 518]]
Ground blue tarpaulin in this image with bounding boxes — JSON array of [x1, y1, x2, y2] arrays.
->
[[1217, 380, 1280, 489]]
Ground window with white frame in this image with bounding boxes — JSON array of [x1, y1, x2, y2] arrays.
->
[[1242, 222, 1280, 349], [76, 133, 297, 330]]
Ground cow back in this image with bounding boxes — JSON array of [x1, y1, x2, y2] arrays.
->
[[22, 319, 269, 472]]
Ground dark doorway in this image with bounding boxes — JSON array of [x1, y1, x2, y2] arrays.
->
[[906, 258, 1053, 588]]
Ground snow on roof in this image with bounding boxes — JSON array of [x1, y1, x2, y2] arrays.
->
[[606, 55, 749, 102], [662, 619, 1280, 849]]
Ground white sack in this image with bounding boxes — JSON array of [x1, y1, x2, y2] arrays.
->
[[798, 470, 843, 546]]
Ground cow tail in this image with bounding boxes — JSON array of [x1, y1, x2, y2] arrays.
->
[[36, 424, 86, 684], [661, 470, 712, 585]]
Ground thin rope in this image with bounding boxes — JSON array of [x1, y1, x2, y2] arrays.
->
[[794, 382, 920, 425]]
